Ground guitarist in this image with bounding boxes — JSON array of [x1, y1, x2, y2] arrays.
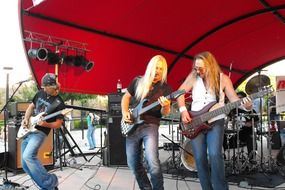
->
[[177, 52, 252, 190], [121, 55, 172, 190], [21, 73, 65, 190]]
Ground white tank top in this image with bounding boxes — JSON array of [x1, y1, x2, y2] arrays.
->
[[191, 74, 225, 122]]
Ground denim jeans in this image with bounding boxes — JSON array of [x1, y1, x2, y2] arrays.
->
[[191, 119, 228, 190], [87, 124, 96, 149], [126, 123, 164, 190], [21, 131, 58, 190]]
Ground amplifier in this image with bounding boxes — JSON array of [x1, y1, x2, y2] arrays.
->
[[8, 102, 30, 117], [8, 125, 54, 171]]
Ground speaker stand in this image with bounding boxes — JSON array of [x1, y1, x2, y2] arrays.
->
[[54, 124, 87, 170]]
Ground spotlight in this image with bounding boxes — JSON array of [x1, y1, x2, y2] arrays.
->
[[47, 52, 62, 65], [75, 56, 94, 72], [28, 48, 49, 61], [64, 55, 94, 72]]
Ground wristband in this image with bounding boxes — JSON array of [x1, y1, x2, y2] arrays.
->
[[179, 106, 187, 113]]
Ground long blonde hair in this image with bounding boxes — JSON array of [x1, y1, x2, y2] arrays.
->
[[135, 55, 168, 101], [189, 51, 221, 96]]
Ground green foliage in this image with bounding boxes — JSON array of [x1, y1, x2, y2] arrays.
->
[[59, 92, 97, 105], [0, 89, 4, 107], [0, 120, 3, 131], [73, 119, 87, 130], [13, 83, 38, 102]]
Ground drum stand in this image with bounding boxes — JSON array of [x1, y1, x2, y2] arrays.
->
[[263, 99, 278, 173], [232, 114, 246, 174], [231, 112, 257, 174], [239, 114, 259, 173], [161, 134, 182, 172]]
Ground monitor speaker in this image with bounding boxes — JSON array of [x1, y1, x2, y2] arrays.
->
[[8, 125, 54, 171], [107, 116, 127, 166]]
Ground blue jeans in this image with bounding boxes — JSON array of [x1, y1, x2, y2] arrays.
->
[[126, 123, 164, 190], [87, 124, 96, 149], [21, 131, 58, 190], [191, 119, 228, 190]]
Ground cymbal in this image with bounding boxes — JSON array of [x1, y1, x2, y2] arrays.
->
[[245, 75, 270, 94]]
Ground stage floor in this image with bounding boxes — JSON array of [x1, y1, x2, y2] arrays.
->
[[1, 125, 285, 190]]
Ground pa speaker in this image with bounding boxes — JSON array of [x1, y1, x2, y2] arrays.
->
[[107, 116, 127, 166], [108, 93, 122, 116], [8, 125, 54, 171]]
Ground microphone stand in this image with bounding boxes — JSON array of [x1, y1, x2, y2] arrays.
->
[[0, 81, 25, 188]]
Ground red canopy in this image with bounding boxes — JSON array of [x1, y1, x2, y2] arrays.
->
[[19, 0, 285, 94]]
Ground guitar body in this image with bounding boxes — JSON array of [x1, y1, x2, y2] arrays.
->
[[17, 123, 37, 140], [17, 108, 73, 140], [181, 86, 273, 139], [120, 89, 186, 137], [120, 99, 147, 137], [182, 102, 216, 139]]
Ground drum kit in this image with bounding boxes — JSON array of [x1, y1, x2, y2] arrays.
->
[[172, 74, 280, 174]]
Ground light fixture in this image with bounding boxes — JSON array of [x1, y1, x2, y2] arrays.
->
[[28, 48, 63, 65], [75, 56, 94, 72], [28, 48, 49, 61], [47, 52, 62, 65], [64, 55, 94, 72]]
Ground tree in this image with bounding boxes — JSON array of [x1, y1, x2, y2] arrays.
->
[[13, 83, 38, 102]]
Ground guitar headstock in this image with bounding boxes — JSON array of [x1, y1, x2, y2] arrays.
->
[[61, 108, 73, 115], [248, 86, 274, 100], [170, 89, 186, 99]]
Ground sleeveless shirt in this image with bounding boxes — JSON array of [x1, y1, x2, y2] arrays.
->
[[191, 74, 225, 122]]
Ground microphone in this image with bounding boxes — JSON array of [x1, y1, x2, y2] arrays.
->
[[15, 78, 33, 84]]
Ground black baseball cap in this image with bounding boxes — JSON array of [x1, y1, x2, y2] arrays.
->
[[41, 73, 57, 87]]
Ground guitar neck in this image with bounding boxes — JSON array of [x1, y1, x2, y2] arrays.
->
[[42, 110, 63, 121], [198, 92, 263, 123], [139, 94, 172, 115]]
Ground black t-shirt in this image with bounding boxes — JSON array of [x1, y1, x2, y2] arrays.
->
[[127, 77, 172, 126], [33, 90, 65, 135]]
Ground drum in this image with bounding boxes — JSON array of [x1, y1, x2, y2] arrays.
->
[[181, 139, 196, 171]]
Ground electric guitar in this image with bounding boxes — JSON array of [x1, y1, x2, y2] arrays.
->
[[17, 108, 73, 140], [121, 90, 185, 137], [182, 86, 273, 139]]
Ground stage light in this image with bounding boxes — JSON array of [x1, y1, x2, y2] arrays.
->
[[47, 52, 62, 65], [75, 56, 94, 72], [28, 48, 49, 61], [64, 55, 94, 72]]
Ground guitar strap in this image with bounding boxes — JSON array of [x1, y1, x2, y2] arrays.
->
[[218, 73, 225, 105], [45, 98, 61, 115]]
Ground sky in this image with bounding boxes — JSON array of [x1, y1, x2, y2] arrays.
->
[[0, 1, 31, 88], [0, 1, 283, 89]]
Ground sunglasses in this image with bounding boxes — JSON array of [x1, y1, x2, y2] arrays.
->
[[193, 66, 205, 72]]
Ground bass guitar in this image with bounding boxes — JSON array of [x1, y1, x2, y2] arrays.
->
[[182, 86, 273, 139], [121, 89, 186, 137], [17, 108, 73, 140]]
